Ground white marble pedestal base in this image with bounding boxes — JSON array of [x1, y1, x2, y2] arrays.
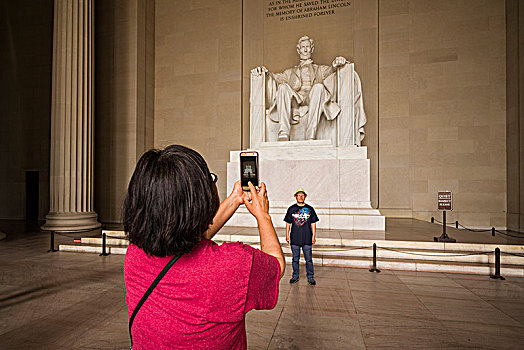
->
[[226, 140, 385, 230]]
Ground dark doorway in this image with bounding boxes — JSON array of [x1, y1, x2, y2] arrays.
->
[[26, 171, 39, 221]]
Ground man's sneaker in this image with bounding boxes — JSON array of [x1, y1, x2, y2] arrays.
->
[[289, 276, 299, 284], [307, 277, 316, 285]]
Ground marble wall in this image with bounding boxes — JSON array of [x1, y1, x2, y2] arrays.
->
[[153, 0, 508, 228], [0, 0, 514, 229], [154, 0, 242, 201], [378, 0, 507, 228], [0, 0, 53, 220], [506, 0, 524, 232]]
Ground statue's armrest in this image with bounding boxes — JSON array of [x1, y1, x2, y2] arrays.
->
[[249, 73, 266, 108], [336, 63, 357, 146], [336, 63, 353, 107], [249, 73, 266, 148]]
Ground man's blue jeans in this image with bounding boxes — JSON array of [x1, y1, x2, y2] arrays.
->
[[291, 244, 314, 278]]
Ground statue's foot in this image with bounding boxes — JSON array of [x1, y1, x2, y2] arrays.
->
[[278, 133, 289, 141]]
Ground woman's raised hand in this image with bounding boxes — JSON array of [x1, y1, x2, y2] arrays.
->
[[228, 180, 245, 207], [243, 182, 270, 221]]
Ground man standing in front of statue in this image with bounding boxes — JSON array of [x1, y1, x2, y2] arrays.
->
[[285, 188, 318, 285]]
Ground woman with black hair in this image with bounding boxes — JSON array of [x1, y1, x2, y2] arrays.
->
[[123, 145, 284, 349]]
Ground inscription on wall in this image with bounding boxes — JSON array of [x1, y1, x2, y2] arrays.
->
[[266, 0, 351, 21]]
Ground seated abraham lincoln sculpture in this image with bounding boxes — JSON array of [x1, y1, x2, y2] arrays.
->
[[250, 35, 367, 148]]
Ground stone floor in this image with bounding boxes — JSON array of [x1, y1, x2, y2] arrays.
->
[[1, 220, 524, 349]]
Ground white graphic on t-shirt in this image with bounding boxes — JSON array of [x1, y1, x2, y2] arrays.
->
[[292, 207, 311, 227]]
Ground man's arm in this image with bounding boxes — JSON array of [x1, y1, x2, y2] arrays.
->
[[286, 222, 291, 244], [311, 222, 316, 245], [204, 181, 244, 240]]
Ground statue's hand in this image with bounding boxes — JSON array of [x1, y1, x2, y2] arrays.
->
[[251, 66, 268, 76], [332, 56, 348, 68]]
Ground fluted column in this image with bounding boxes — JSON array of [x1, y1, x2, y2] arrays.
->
[[42, 0, 100, 231]]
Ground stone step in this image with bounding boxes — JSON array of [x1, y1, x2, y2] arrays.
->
[[69, 239, 524, 265], [82, 237, 129, 246], [98, 230, 523, 255], [282, 246, 524, 265], [244, 244, 524, 267], [110, 246, 128, 254], [212, 235, 524, 254], [102, 230, 524, 251], [64, 230, 524, 276], [59, 244, 111, 254], [59, 243, 126, 254], [58, 242, 523, 277], [90, 234, 524, 262], [102, 230, 126, 238], [280, 255, 524, 277]]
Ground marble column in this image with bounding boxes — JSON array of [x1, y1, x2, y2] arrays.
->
[[42, 0, 100, 231]]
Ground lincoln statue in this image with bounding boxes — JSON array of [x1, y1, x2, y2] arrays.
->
[[251, 35, 356, 142]]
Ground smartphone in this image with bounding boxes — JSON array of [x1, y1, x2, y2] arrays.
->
[[240, 151, 259, 191]]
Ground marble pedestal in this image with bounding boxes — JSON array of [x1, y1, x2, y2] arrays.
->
[[226, 140, 385, 230]]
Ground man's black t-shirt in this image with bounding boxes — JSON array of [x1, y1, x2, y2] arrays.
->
[[284, 204, 319, 246]]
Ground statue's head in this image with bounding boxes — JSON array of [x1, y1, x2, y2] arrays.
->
[[296, 36, 314, 60]]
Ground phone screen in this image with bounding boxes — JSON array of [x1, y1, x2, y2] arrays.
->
[[240, 153, 259, 190]]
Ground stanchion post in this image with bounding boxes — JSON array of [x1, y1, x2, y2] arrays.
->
[[47, 231, 58, 253], [369, 243, 381, 273], [491, 227, 495, 237], [99, 232, 110, 256], [434, 210, 456, 242], [431, 217, 434, 223], [490, 248, 505, 280], [443, 210, 446, 235]]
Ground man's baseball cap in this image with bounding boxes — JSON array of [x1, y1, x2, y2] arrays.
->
[[294, 188, 307, 196]]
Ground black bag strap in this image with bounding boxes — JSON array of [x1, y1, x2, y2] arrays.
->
[[129, 252, 183, 348]]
